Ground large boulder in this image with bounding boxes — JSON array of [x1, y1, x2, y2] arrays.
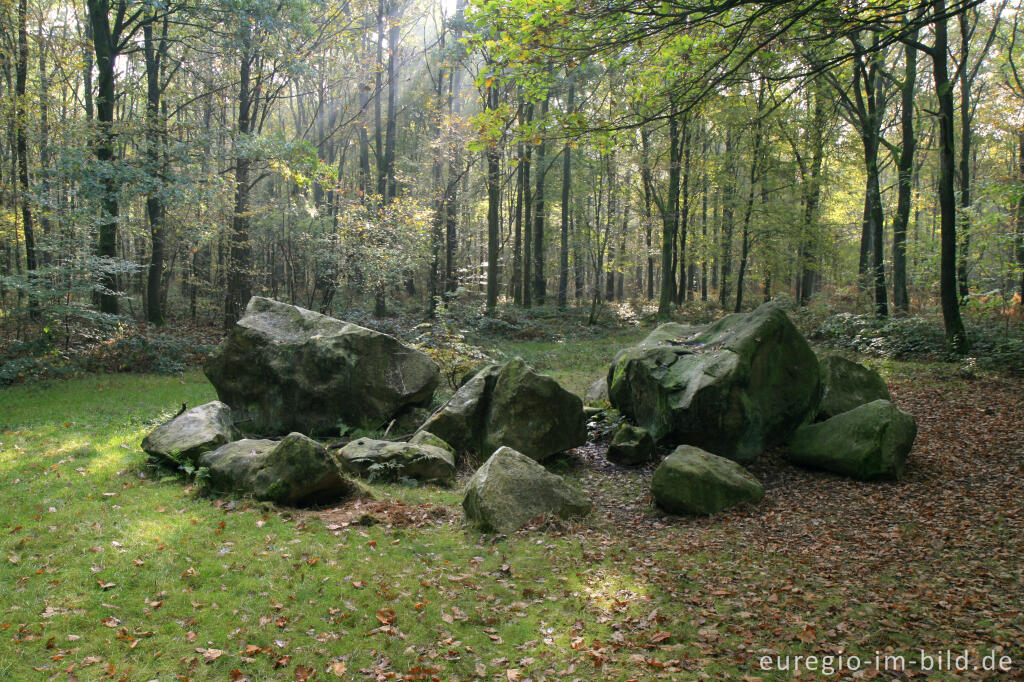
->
[[141, 401, 237, 468], [462, 447, 591, 533], [787, 399, 917, 480], [607, 303, 820, 461], [417, 358, 586, 461], [651, 445, 765, 515], [204, 297, 439, 436], [200, 433, 367, 505], [335, 438, 455, 485], [816, 355, 891, 421], [606, 424, 655, 466]]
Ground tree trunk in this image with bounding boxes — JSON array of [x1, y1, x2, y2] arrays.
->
[[87, 0, 121, 315], [957, 11, 971, 300], [558, 83, 573, 308], [893, 36, 917, 313], [226, 42, 254, 328], [522, 104, 533, 306], [932, 0, 969, 353], [532, 96, 549, 304], [719, 130, 735, 308], [15, 0, 36, 294], [485, 83, 501, 315], [658, 108, 680, 318], [143, 18, 168, 326]]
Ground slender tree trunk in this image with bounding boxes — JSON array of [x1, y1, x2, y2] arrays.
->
[[512, 132, 523, 305], [87, 0, 120, 315], [932, 0, 969, 353], [383, 13, 399, 202], [658, 107, 680, 317], [143, 19, 168, 326], [485, 83, 501, 315], [558, 83, 573, 307], [226, 42, 254, 328], [15, 0, 36, 293], [1016, 130, 1024, 300], [676, 117, 690, 304], [522, 104, 533, 306], [957, 12, 971, 300], [532, 96, 549, 304], [719, 130, 735, 308], [893, 36, 917, 313]]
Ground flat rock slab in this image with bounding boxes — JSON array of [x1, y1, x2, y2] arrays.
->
[[336, 438, 455, 485], [141, 401, 237, 468], [201, 433, 367, 505], [204, 297, 439, 436], [463, 446, 591, 533], [651, 445, 765, 515], [608, 303, 820, 461], [788, 399, 917, 480]]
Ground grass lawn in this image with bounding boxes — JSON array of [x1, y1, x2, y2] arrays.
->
[[1, 334, 1022, 681]]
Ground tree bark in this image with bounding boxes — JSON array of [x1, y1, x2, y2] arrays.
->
[[932, 0, 969, 352], [893, 36, 918, 313], [532, 96, 549, 304], [558, 83, 573, 308], [485, 83, 501, 315]]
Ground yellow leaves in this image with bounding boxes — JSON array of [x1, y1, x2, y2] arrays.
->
[[329, 660, 347, 677]]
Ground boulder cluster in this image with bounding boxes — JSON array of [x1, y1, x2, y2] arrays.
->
[[601, 301, 917, 515], [141, 296, 592, 533], [141, 296, 917, 530]]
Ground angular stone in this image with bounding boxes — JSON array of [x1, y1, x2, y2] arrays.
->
[[417, 364, 501, 455], [816, 355, 891, 421], [608, 303, 820, 461], [416, 359, 586, 461], [336, 438, 455, 485], [462, 447, 591, 533], [204, 297, 439, 436], [483, 359, 587, 461], [606, 424, 655, 466], [788, 399, 917, 480], [141, 401, 237, 468], [200, 433, 367, 505], [409, 430, 455, 456], [651, 445, 765, 515]]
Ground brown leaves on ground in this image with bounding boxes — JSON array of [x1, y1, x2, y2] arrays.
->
[[571, 373, 1024, 678], [317, 500, 452, 530]]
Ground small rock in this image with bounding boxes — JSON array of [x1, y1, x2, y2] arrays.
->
[[462, 447, 591, 533], [606, 425, 655, 466], [141, 401, 237, 468], [651, 445, 765, 515]]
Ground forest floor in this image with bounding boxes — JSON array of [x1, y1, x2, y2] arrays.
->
[[0, 326, 1022, 681]]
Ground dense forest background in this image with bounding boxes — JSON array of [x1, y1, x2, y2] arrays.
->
[[1, 0, 1023, 380]]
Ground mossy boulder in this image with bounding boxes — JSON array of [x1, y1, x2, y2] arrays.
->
[[462, 447, 591, 533], [200, 433, 367, 505], [607, 303, 820, 461], [409, 430, 455, 456], [787, 399, 917, 480], [141, 401, 237, 468], [416, 359, 586, 461], [651, 445, 765, 515], [335, 438, 455, 485], [606, 425, 655, 466], [204, 297, 439, 436], [816, 355, 891, 421]]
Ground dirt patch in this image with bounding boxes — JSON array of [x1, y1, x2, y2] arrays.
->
[[317, 498, 454, 530]]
